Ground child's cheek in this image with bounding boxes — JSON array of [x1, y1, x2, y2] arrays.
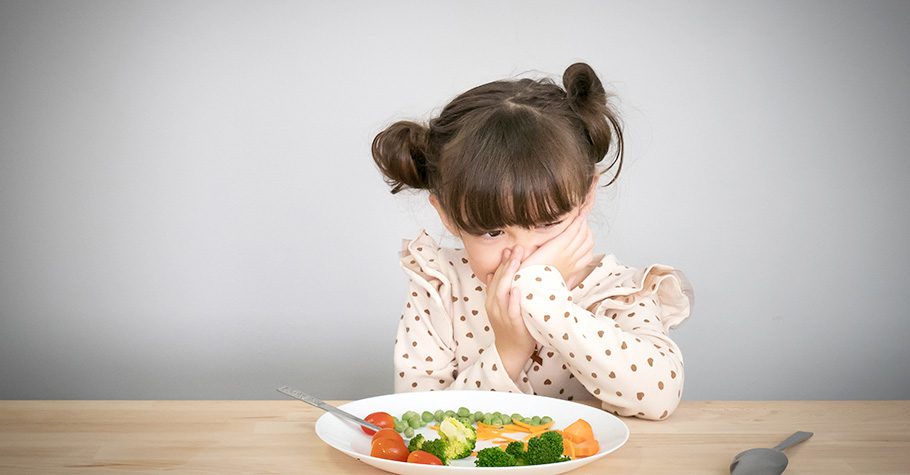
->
[[470, 255, 497, 286]]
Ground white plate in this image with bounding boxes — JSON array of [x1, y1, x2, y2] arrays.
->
[[314, 391, 629, 474]]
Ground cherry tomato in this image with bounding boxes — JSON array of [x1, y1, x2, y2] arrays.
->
[[407, 450, 443, 465], [371, 428, 402, 444], [361, 411, 395, 435], [370, 437, 409, 462]]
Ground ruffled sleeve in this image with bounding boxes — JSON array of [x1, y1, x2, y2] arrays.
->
[[511, 256, 693, 420], [587, 257, 694, 330]]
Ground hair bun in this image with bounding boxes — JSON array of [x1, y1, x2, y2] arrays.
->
[[563, 62, 605, 111], [562, 63, 622, 179], [371, 121, 431, 193]]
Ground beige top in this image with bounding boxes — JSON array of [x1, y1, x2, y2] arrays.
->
[[393, 230, 693, 420]]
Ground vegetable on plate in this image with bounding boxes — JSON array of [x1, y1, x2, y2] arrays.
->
[[361, 411, 395, 436]]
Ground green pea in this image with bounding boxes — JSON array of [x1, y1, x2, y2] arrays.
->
[[457, 407, 470, 417], [394, 420, 407, 432], [531, 415, 541, 426], [445, 410, 456, 418], [511, 413, 522, 423], [421, 411, 434, 422], [404, 426, 415, 438], [540, 416, 553, 425]]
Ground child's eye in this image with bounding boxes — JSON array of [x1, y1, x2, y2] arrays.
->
[[538, 220, 564, 229], [482, 230, 504, 238]]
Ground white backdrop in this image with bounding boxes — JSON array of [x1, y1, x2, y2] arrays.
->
[[1, 0, 908, 401]]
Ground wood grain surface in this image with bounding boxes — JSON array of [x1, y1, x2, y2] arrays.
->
[[1, 400, 907, 474]]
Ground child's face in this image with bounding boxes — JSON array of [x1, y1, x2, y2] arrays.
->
[[431, 192, 594, 286], [430, 177, 598, 285], [456, 216, 580, 285]]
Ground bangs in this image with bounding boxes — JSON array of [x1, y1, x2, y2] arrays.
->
[[436, 106, 593, 235]]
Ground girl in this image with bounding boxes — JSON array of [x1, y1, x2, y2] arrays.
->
[[371, 63, 693, 420]]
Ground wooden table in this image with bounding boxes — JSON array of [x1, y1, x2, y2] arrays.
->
[[1, 400, 907, 474]]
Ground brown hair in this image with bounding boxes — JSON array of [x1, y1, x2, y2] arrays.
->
[[372, 62, 623, 235]]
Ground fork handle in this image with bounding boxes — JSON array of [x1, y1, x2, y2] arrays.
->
[[277, 386, 382, 431]]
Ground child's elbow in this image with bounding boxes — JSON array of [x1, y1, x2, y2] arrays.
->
[[600, 369, 684, 421]]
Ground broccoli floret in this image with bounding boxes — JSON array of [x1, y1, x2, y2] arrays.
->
[[437, 417, 477, 460], [418, 438, 450, 465], [526, 430, 571, 465], [505, 440, 528, 464], [407, 433, 426, 453], [406, 417, 476, 466], [475, 447, 517, 467]]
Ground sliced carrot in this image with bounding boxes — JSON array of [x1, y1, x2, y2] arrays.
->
[[563, 437, 576, 459], [513, 418, 556, 432], [562, 419, 594, 444], [573, 439, 600, 458]]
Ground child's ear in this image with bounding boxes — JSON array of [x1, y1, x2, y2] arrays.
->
[[429, 194, 458, 235]]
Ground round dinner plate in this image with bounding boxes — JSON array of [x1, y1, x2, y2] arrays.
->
[[314, 390, 629, 474]]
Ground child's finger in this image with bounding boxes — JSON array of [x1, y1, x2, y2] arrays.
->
[[511, 245, 525, 263], [569, 218, 594, 267], [508, 287, 523, 324], [485, 247, 512, 286], [493, 257, 518, 302]]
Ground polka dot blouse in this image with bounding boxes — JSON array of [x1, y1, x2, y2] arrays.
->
[[394, 230, 693, 420]]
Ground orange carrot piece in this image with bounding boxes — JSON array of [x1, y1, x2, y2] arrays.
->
[[512, 418, 556, 432], [512, 418, 533, 429], [573, 439, 600, 458], [562, 419, 594, 444], [563, 437, 576, 459]]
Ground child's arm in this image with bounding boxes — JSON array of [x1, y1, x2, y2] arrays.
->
[[483, 247, 537, 382], [512, 263, 690, 420], [392, 278, 533, 394], [394, 235, 533, 394]]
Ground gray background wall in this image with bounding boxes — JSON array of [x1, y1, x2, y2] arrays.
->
[[2, 0, 908, 401]]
